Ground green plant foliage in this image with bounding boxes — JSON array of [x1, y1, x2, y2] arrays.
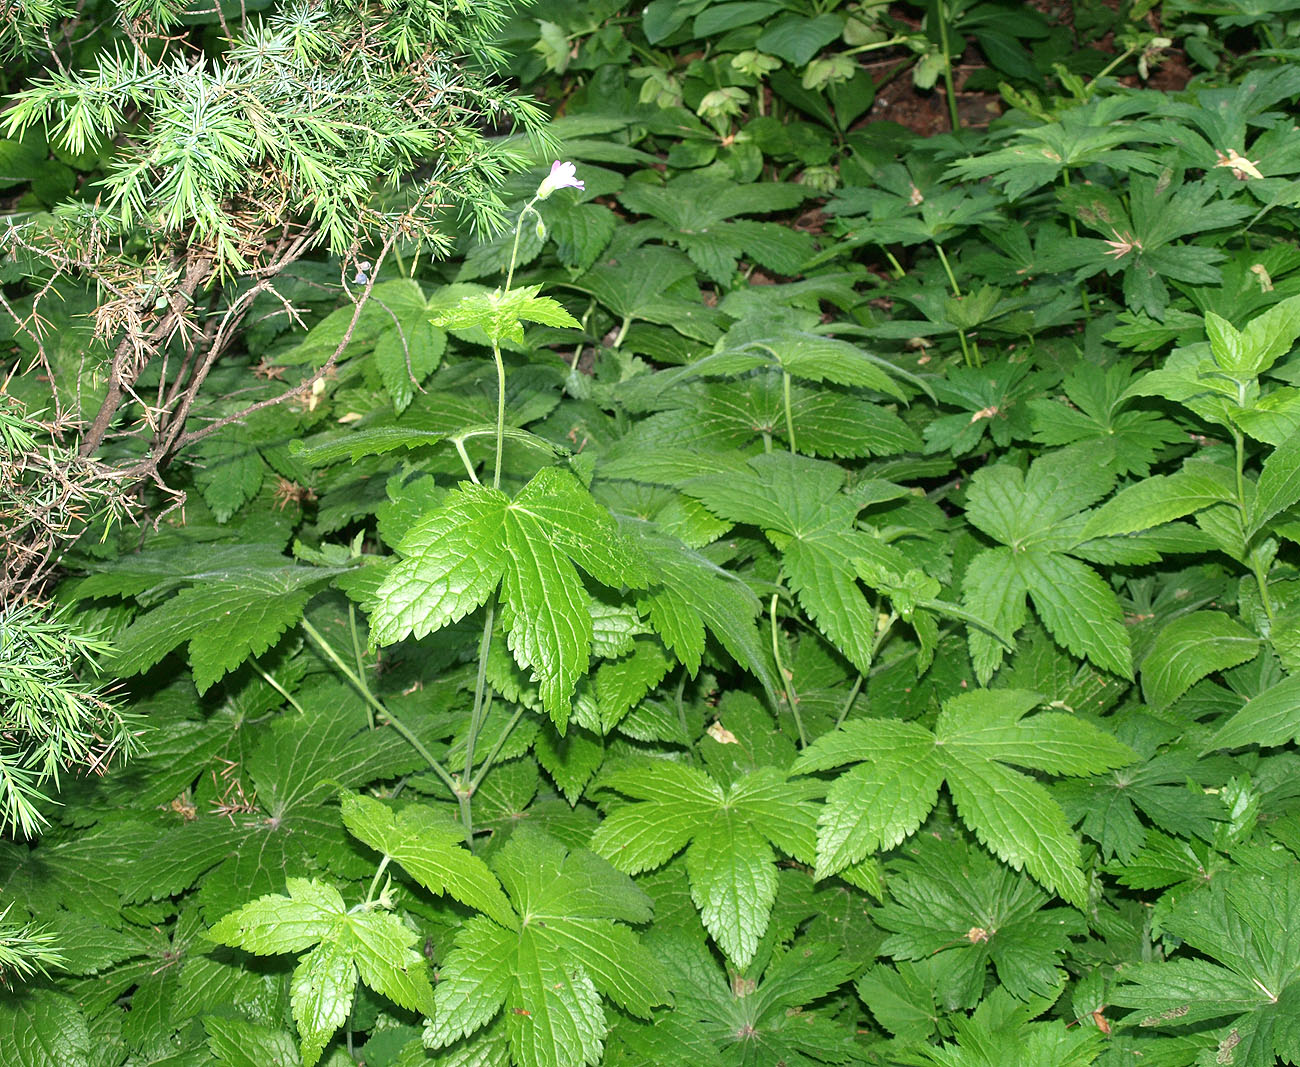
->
[[371, 466, 652, 725], [210, 877, 436, 1066], [425, 829, 670, 1067], [793, 689, 1135, 904], [591, 761, 818, 966], [1111, 866, 1300, 1066], [5, 3, 1300, 1066]]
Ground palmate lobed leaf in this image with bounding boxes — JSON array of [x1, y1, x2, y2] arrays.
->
[[371, 466, 650, 726], [209, 877, 434, 1067], [628, 523, 778, 700], [647, 929, 860, 1066], [670, 331, 908, 400], [429, 283, 580, 345], [27, 16, 1300, 1067], [961, 455, 1136, 681], [1112, 867, 1300, 1065], [793, 690, 1136, 905], [107, 564, 341, 693], [338, 792, 515, 928], [591, 761, 818, 966], [682, 450, 912, 673], [426, 829, 670, 1067], [189, 703, 435, 920], [876, 836, 1086, 1003]]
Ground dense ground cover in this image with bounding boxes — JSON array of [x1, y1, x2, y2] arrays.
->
[[4, 1, 1300, 1065]]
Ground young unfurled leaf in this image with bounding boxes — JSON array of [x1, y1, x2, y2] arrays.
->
[[429, 284, 580, 346]]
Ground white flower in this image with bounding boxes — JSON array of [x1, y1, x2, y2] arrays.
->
[[536, 160, 584, 200]]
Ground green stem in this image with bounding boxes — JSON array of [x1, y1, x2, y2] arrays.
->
[[956, 328, 973, 367], [770, 595, 808, 748], [1233, 428, 1279, 629], [468, 706, 525, 793], [453, 180, 544, 847], [1086, 46, 1136, 95], [348, 603, 374, 729], [1233, 428, 1247, 510], [612, 315, 633, 349], [674, 671, 689, 745], [365, 856, 391, 906], [884, 250, 906, 280], [936, 0, 961, 132], [934, 242, 977, 365], [252, 661, 305, 716], [1252, 558, 1278, 632], [873, 613, 896, 660], [782, 370, 798, 454], [834, 673, 864, 730], [843, 35, 909, 57], [934, 242, 961, 297], [503, 198, 540, 296], [300, 619, 458, 797], [1060, 168, 1092, 315], [453, 437, 481, 484], [491, 343, 506, 491], [459, 601, 497, 846]]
